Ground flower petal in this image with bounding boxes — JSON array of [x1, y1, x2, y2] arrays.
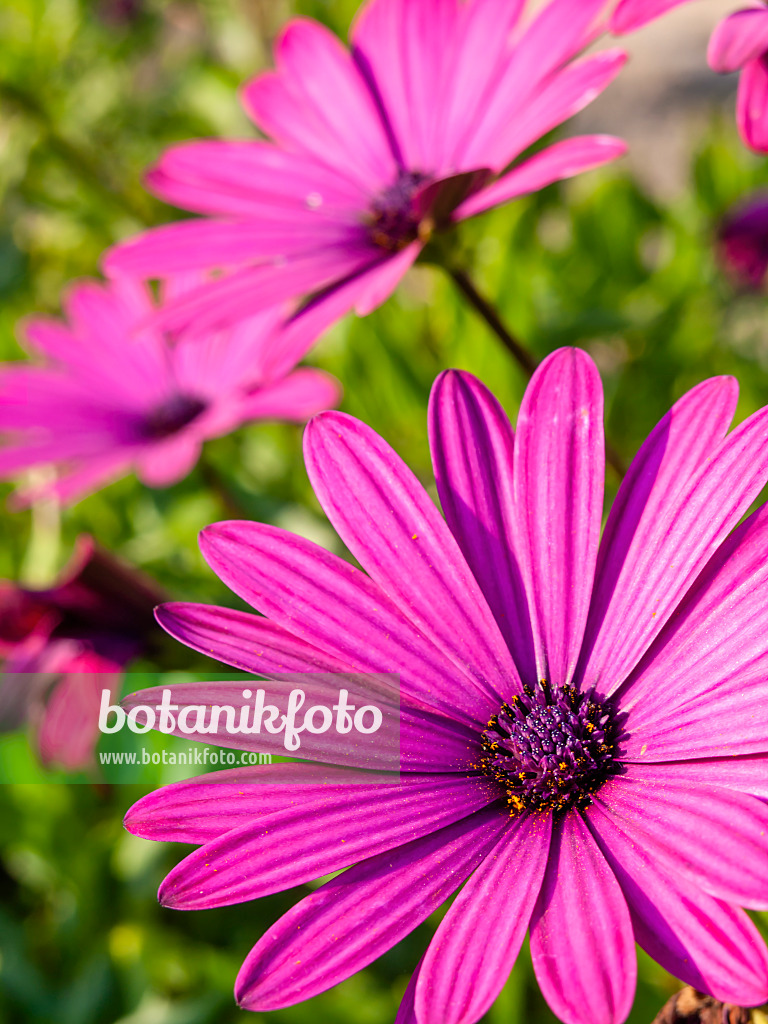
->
[[587, 384, 768, 699], [415, 812, 551, 1024], [234, 807, 508, 1011], [350, 0, 460, 171], [428, 369, 535, 682], [737, 57, 768, 154], [236, 368, 341, 423], [124, 762, 396, 843], [610, 0, 695, 34], [135, 435, 201, 488], [156, 773, 496, 908], [529, 812, 636, 1024], [586, 801, 768, 1006], [596, 767, 768, 910], [457, 136, 627, 220], [637, 757, 768, 799], [145, 139, 366, 218], [618, 503, 768, 759], [199, 521, 497, 726], [708, 9, 768, 74], [304, 411, 521, 703], [466, 48, 627, 172], [578, 375, 738, 694], [513, 348, 604, 685]]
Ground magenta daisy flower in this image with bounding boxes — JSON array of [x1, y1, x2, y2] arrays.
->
[[708, 3, 768, 154], [0, 275, 340, 504], [104, 0, 628, 339], [717, 191, 768, 289], [125, 348, 768, 1024]]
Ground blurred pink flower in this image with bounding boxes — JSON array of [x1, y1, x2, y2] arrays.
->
[[0, 275, 340, 505], [105, 0, 628, 339], [127, 351, 768, 1024], [0, 536, 162, 770], [717, 191, 768, 289], [708, 4, 768, 153]]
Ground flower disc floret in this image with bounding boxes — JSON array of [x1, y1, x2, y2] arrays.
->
[[481, 681, 623, 815]]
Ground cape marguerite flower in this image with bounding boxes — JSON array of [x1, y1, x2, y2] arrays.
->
[[105, 0, 628, 339], [0, 275, 340, 504], [125, 349, 768, 1024]]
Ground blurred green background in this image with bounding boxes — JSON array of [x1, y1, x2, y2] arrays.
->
[[2, 1, 768, 1022]]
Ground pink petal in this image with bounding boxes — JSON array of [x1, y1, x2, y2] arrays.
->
[[236, 369, 341, 423], [155, 601, 349, 674], [135, 435, 201, 487], [234, 807, 508, 1011], [638, 757, 768, 799], [610, 0, 696, 34], [737, 57, 768, 153], [415, 812, 551, 1024], [529, 812, 636, 1024], [146, 139, 367, 217], [124, 762, 404, 843], [578, 375, 739, 694], [199, 521, 497, 726], [708, 9, 768, 73], [595, 767, 768, 910], [350, 0, 460, 171], [433, 0, 526, 170], [513, 348, 604, 686], [242, 19, 398, 191], [157, 774, 495, 909], [587, 801, 768, 1006], [261, 252, 418, 379], [37, 655, 121, 770], [491, 50, 628, 170], [304, 411, 521, 703], [137, 249, 379, 341], [105, 218, 366, 277], [352, 241, 420, 316], [428, 369, 535, 682], [617, 502, 768, 759], [457, 136, 627, 220]]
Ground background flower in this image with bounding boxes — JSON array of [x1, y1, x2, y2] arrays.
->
[[717, 191, 768, 288], [0, 534, 162, 769], [0, 274, 340, 504], [105, 0, 628, 340], [126, 351, 768, 1024], [708, 3, 768, 153]]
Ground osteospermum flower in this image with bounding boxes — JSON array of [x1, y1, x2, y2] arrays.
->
[[105, 0, 628, 339], [0, 275, 340, 504], [717, 191, 768, 289], [125, 348, 768, 1024], [0, 535, 161, 769], [708, 3, 768, 153]]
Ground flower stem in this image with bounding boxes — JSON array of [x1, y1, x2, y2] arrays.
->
[[446, 265, 627, 479]]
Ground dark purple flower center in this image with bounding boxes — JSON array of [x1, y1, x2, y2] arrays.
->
[[480, 680, 622, 815], [142, 394, 207, 440], [367, 171, 430, 252]]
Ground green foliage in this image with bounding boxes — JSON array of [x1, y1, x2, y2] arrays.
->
[[2, 2, 768, 1023]]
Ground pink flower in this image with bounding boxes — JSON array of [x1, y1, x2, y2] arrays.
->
[[708, 4, 768, 153], [126, 350, 768, 1024], [0, 536, 162, 770], [105, 0, 628, 339], [717, 191, 768, 289], [0, 275, 340, 504]]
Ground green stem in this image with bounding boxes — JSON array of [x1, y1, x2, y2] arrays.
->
[[446, 264, 627, 480]]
